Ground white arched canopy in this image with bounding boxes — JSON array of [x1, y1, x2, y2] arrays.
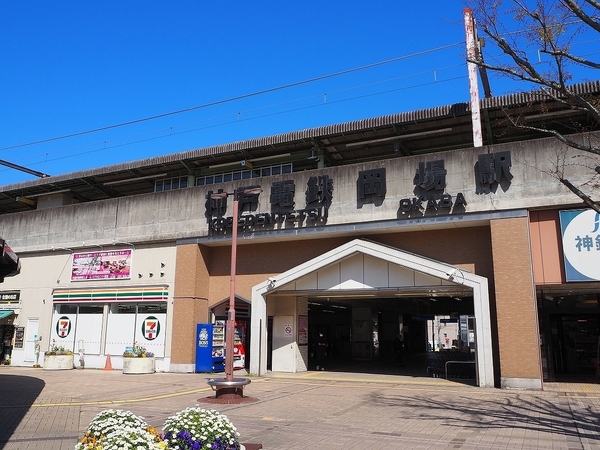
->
[[251, 239, 494, 387]]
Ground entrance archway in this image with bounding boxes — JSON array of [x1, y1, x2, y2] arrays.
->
[[251, 239, 494, 387], [211, 297, 252, 371]]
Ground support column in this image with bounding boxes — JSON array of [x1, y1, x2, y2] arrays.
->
[[490, 216, 542, 389], [171, 243, 211, 372]]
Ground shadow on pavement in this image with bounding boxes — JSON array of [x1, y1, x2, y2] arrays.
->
[[373, 391, 600, 440], [0, 373, 45, 449]]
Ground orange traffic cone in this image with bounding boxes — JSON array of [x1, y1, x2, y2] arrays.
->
[[104, 354, 113, 370]]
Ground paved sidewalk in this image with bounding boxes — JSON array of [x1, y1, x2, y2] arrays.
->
[[0, 366, 599, 449]]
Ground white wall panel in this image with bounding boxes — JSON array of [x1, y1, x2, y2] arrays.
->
[[105, 314, 135, 356], [316, 263, 340, 290], [338, 255, 366, 289], [50, 313, 77, 352], [363, 255, 389, 288], [134, 313, 166, 357], [415, 272, 443, 286], [74, 314, 103, 354], [291, 271, 318, 291], [389, 264, 415, 287]]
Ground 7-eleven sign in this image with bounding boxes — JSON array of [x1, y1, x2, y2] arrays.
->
[[142, 316, 160, 341], [56, 316, 71, 338]]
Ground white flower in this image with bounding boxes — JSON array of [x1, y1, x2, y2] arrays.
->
[[162, 407, 240, 449]]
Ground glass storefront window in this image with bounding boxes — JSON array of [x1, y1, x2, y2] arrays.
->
[[78, 304, 104, 314], [57, 304, 78, 314], [116, 303, 136, 314], [137, 303, 167, 314]]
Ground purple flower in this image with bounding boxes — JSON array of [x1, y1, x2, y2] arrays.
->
[[177, 430, 191, 440]]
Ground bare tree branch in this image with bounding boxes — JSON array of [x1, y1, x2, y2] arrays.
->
[[561, 0, 600, 33], [500, 109, 600, 154], [541, 49, 600, 69], [560, 178, 600, 212], [468, 0, 600, 209]]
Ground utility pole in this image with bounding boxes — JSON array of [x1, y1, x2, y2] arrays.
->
[[464, 7, 483, 148]]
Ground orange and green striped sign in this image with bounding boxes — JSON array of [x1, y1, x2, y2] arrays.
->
[[53, 286, 168, 303]]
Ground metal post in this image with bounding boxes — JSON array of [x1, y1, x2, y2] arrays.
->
[[225, 194, 239, 382], [207, 187, 261, 399]]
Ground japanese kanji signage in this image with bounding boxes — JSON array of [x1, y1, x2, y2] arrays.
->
[[401, 159, 466, 213], [559, 209, 600, 281], [206, 176, 333, 232], [203, 150, 519, 232], [475, 151, 513, 193]]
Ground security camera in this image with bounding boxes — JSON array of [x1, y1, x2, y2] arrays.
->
[[267, 277, 276, 286], [446, 269, 457, 279]]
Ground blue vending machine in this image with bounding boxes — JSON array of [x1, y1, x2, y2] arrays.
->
[[195, 322, 225, 373]]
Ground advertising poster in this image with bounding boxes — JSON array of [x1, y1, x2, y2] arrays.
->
[[71, 250, 132, 280], [559, 209, 600, 282], [298, 315, 308, 345]]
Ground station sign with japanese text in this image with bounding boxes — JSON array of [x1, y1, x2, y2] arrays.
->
[[205, 151, 514, 233], [560, 209, 600, 281]]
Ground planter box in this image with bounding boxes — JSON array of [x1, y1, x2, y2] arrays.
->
[[43, 354, 75, 370], [122, 356, 155, 374]]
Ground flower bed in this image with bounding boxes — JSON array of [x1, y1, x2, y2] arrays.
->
[[43, 354, 74, 370], [76, 408, 243, 450], [123, 356, 155, 374], [163, 407, 240, 449], [122, 342, 156, 374], [43, 340, 74, 370], [123, 341, 154, 358]]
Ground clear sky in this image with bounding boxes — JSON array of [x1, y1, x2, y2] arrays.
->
[[0, 1, 597, 185]]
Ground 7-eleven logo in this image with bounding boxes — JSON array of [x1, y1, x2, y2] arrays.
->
[[142, 316, 160, 341], [56, 316, 71, 338]]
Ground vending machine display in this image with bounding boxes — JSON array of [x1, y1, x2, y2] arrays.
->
[[195, 322, 225, 373], [212, 320, 225, 369], [233, 321, 245, 369]]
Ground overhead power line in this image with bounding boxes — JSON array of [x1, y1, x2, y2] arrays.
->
[[0, 42, 464, 153], [4, 74, 468, 170]]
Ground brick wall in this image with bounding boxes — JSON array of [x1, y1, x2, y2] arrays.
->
[[490, 216, 541, 381], [171, 244, 210, 364]]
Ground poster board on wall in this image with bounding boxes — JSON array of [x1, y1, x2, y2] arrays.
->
[[71, 250, 132, 280], [298, 315, 308, 345], [559, 209, 600, 282]]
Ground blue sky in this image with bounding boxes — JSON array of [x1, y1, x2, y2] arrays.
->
[[0, 2, 597, 185]]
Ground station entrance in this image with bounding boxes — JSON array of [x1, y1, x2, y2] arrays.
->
[[252, 239, 495, 387], [302, 294, 476, 380]]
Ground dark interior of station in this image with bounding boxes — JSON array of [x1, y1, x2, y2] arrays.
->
[[538, 288, 600, 383], [264, 289, 600, 384], [269, 294, 479, 382]]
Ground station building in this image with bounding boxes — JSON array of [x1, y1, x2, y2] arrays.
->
[[0, 81, 599, 389]]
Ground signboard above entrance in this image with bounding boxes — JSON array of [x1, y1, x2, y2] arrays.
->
[[204, 152, 514, 235]]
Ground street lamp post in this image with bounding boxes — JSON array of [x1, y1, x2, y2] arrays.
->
[[208, 187, 261, 398], [224, 191, 240, 381]]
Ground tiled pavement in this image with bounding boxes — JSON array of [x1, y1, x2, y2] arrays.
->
[[0, 366, 599, 449]]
